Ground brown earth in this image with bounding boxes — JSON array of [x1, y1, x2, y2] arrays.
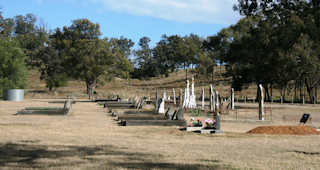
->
[[248, 126, 320, 135]]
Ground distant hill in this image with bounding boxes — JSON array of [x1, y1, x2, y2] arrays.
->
[[25, 66, 259, 99]]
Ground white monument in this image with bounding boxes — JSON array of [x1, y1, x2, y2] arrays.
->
[[183, 80, 190, 108], [188, 77, 197, 108]]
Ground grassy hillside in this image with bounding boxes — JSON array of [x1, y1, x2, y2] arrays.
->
[[25, 66, 259, 99]]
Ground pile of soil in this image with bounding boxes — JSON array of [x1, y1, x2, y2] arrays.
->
[[247, 126, 320, 135]]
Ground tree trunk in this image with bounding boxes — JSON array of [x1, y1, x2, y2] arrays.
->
[[263, 84, 270, 101], [256, 83, 259, 102]]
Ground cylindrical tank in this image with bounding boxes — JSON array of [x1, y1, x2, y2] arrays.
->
[[3, 89, 24, 101]]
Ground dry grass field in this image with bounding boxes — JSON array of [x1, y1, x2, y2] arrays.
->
[[1, 68, 320, 169], [0, 99, 320, 170]]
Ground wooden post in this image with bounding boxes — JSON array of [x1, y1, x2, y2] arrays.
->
[[155, 89, 158, 112], [244, 96, 247, 103], [231, 88, 235, 110], [302, 96, 305, 105], [259, 84, 265, 120], [280, 96, 283, 104]]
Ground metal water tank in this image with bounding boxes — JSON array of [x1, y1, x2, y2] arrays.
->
[[3, 89, 24, 101]]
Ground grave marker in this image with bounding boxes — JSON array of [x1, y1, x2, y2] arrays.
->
[[173, 88, 176, 105], [258, 84, 265, 120], [300, 113, 310, 124], [189, 76, 197, 108]]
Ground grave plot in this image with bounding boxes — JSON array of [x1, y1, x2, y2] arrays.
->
[[103, 97, 144, 110], [108, 98, 186, 127], [117, 107, 186, 126], [247, 126, 320, 135], [16, 99, 73, 115]]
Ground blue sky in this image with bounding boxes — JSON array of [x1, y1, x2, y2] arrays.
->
[[0, 0, 241, 46]]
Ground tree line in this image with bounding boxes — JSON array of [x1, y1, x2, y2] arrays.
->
[[0, 0, 319, 102]]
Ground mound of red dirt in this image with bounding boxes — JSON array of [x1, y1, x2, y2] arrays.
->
[[247, 126, 320, 135]]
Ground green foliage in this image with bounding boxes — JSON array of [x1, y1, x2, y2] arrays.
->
[[12, 14, 49, 66], [35, 45, 68, 91], [132, 36, 159, 79], [132, 34, 212, 79], [217, 0, 320, 101], [0, 38, 28, 96], [48, 19, 133, 98]]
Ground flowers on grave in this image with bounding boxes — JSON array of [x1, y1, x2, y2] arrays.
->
[[204, 119, 216, 129], [188, 117, 203, 127]]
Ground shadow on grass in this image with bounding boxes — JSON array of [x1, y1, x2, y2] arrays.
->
[[0, 143, 231, 169]]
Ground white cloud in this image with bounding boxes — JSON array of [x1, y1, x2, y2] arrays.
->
[[89, 0, 241, 25]]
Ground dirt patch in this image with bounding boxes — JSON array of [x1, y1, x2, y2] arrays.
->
[[247, 126, 320, 135]]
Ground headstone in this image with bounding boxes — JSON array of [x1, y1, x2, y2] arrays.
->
[[216, 91, 220, 114], [164, 107, 171, 119], [300, 113, 310, 124], [188, 76, 197, 108], [258, 84, 264, 120], [216, 114, 221, 130], [175, 107, 184, 120], [171, 108, 184, 120], [158, 98, 165, 114], [201, 88, 205, 110], [63, 99, 72, 114]]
